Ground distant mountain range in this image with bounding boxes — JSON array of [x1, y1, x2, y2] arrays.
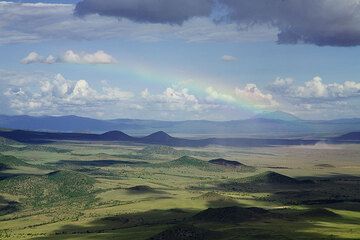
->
[[0, 128, 358, 147], [1, 112, 360, 138], [0, 129, 320, 147]]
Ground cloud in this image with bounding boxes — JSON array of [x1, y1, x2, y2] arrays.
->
[[0, 2, 276, 45], [206, 84, 278, 108], [235, 84, 279, 108], [141, 87, 203, 111], [3, 73, 133, 115], [221, 55, 237, 62], [74, 0, 360, 46], [270, 76, 360, 100], [62, 50, 117, 64], [75, 0, 213, 24], [206, 87, 235, 103], [21, 52, 42, 64], [2, 70, 360, 120], [20, 50, 116, 64]]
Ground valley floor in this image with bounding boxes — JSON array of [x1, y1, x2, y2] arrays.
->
[[0, 141, 359, 239]]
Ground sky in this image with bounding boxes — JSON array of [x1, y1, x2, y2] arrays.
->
[[1, 0, 360, 120]]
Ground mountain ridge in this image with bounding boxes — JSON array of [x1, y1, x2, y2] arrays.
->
[[1, 113, 360, 138]]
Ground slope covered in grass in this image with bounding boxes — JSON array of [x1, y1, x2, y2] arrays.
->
[[193, 206, 273, 223], [0, 154, 30, 170], [242, 171, 301, 185], [155, 156, 213, 170], [0, 170, 96, 208]]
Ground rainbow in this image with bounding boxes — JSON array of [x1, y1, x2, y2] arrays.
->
[[93, 60, 274, 114]]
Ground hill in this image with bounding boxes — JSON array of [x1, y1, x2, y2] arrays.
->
[[0, 129, 320, 147], [208, 158, 254, 171], [157, 156, 212, 169], [100, 130, 134, 141], [0, 154, 30, 170], [2, 114, 360, 138], [0, 136, 20, 145], [142, 131, 174, 142], [0, 170, 96, 207], [242, 171, 301, 185], [192, 206, 272, 223], [334, 132, 360, 141]]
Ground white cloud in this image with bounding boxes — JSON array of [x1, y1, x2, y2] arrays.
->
[[206, 84, 278, 108], [20, 50, 117, 64], [4, 73, 133, 115], [142, 87, 202, 111], [270, 76, 360, 100], [62, 50, 117, 64], [221, 55, 237, 62], [21, 52, 42, 64], [206, 87, 235, 102], [235, 84, 278, 108]]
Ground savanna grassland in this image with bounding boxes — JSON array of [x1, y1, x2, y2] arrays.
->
[[0, 138, 359, 240]]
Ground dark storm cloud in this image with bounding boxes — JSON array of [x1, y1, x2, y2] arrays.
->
[[74, 0, 213, 24], [75, 0, 360, 46], [222, 0, 360, 46]]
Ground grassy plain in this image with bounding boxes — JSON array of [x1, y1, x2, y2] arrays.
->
[[0, 141, 359, 239]]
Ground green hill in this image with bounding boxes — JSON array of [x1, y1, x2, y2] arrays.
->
[[0, 170, 96, 208], [0, 137, 20, 145], [242, 171, 300, 185], [0, 154, 30, 170], [155, 156, 212, 170], [0, 137, 19, 151], [193, 206, 272, 223], [208, 158, 255, 171], [192, 192, 228, 201], [299, 208, 339, 218]]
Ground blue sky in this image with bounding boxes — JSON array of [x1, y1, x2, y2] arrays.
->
[[1, 0, 360, 120]]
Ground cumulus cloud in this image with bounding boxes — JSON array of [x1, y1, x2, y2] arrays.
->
[[3, 73, 133, 115], [20, 50, 116, 64], [221, 55, 237, 62], [235, 84, 279, 107], [141, 87, 203, 111], [206, 84, 278, 108], [270, 76, 360, 100], [206, 87, 235, 103], [74, 0, 360, 46], [20, 52, 42, 64]]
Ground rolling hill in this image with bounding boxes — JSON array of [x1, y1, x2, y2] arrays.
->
[[0, 170, 96, 207]]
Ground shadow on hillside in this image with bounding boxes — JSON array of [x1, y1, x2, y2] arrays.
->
[[32, 206, 360, 240], [214, 173, 360, 209], [0, 195, 20, 216]]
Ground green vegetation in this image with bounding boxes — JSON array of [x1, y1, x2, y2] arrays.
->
[[192, 206, 272, 223], [0, 141, 359, 239], [0, 170, 96, 208], [0, 154, 30, 170]]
